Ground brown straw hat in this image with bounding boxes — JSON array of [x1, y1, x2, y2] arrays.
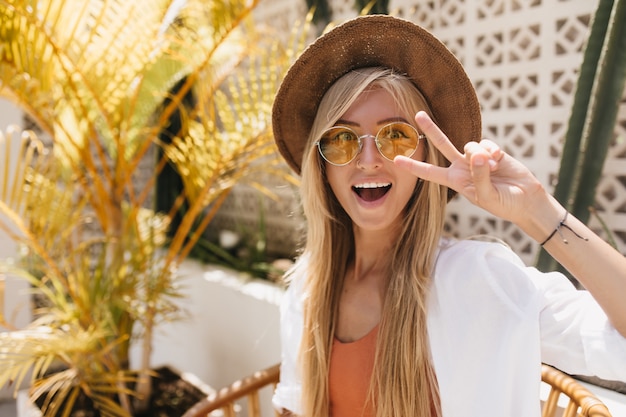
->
[[272, 14, 482, 175]]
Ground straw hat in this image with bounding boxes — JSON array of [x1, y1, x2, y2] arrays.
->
[[272, 14, 482, 175]]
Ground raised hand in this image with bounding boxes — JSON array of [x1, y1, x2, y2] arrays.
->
[[394, 111, 547, 225]]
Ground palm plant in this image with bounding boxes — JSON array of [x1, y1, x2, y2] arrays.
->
[[0, 0, 305, 415]]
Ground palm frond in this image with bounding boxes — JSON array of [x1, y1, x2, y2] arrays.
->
[[0, 330, 56, 396], [1, 126, 43, 219], [0, 319, 106, 393]]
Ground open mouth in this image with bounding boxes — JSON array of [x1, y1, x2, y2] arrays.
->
[[352, 182, 392, 202]]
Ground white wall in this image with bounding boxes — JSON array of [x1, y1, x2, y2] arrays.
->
[[0, 99, 33, 402], [0, 97, 32, 332], [0, 98, 23, 261]]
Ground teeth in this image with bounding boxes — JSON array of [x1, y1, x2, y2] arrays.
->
[[353, 182, 391, 189]]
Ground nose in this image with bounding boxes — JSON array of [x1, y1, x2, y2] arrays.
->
[[356, 134, 383, 169]]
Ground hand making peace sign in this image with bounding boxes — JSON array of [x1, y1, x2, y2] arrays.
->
[[394, 111, 547, 226]]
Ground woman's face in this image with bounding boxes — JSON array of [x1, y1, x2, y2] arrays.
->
[[325, 88, 425, 235]]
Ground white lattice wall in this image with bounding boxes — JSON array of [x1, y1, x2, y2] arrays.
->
[[211, 0, 626, 265]]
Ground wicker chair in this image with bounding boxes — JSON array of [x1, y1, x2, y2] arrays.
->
[[541, 364, 612, 417], [182, 363, 612, 417], [181, 363, 281, 417]]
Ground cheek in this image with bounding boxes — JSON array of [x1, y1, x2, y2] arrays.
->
[[325, 166, 346, 200], [325, 165, 338, 189], [398, 177, 420, 203], [413, 141, 428, 162]]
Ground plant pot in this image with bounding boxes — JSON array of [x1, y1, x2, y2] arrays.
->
[[17, 366, 213, 417], [143, 260, 283, 392]]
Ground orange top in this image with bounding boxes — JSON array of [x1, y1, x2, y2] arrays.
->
[[329, 324, 379, 417]]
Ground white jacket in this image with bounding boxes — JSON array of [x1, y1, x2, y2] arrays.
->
[[272, 238, 626, 416]]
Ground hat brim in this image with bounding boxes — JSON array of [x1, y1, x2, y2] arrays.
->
[[272, 14, 482, 175]]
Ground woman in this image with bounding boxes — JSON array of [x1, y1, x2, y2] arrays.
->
[[270, 15, 626, 417]]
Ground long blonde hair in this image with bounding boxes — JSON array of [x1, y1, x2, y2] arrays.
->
[[292, 67, 449, 417]]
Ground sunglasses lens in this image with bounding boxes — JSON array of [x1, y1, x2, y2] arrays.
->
[[377, 123, 420, 160], [318, 127, 360, 165]]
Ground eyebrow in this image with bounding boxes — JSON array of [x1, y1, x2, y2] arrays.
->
[[335, 116, 410, 127]]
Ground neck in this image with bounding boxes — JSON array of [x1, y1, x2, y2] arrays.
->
[[351, 226, 396, 282]]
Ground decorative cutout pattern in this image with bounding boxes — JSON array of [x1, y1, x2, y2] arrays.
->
[[213, 0, 626, 264]]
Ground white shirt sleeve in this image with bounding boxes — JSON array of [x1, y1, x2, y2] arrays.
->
[[434, 238, 626, 381], [531, 268, 626, 381], [271, 270, 304, 415], [430, 238, 626, 417]]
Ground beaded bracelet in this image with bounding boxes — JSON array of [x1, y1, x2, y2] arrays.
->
[[540, 211, 589, 246]]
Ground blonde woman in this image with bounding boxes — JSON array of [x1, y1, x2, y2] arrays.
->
[[271, 15, 626, 417]]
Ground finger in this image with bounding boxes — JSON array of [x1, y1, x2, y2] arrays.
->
[[479, 139, 501, 155], [478, 139, 504, 169], [394, 155, 453, 188], [415, 111, 463, 163], [466, 144, 495, 203]]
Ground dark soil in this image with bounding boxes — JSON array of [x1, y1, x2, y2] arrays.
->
[[34, 366, 208, 417], [135, 366, 208, 417]]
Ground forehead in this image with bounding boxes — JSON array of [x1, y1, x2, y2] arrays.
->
[[340, 88, 406, 124]]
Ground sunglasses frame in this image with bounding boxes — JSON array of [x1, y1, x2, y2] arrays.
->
[[315, 121, 426, 166]]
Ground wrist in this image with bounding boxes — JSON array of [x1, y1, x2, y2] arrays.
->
[[538, 211, 589, 246], [515, 194, 564, 244]]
